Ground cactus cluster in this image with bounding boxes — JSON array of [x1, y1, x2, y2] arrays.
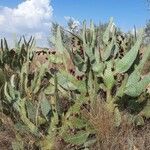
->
[[39, 18, 150, 146], [53, 18, 150, 124], [0, 18, 150, 149]]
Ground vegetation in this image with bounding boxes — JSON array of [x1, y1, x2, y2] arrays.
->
[[0, 18, 150, 150]]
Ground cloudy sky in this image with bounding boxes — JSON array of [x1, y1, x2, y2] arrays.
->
[[0, 0, 150, 47], [0, 0, 53, 47]]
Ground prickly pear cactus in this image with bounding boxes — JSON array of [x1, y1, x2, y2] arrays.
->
[[53, 18, 150, 125], [1, 18, 150, 149]]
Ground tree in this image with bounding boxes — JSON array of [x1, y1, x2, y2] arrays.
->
[[144, 20, 150, 45]]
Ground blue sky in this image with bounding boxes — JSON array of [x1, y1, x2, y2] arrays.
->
[[0, 0, 22, 7], [0, 0, 149, 47], [0, 0, 149, 30], [52, 0, 150, 31]]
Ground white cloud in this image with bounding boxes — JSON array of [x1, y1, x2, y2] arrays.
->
[[0, 0, 53, 47]]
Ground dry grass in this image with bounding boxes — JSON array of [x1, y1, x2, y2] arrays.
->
[[0, 112, 37, 150], [81, 100, 150, 150], [0, 112, 16, 150]]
